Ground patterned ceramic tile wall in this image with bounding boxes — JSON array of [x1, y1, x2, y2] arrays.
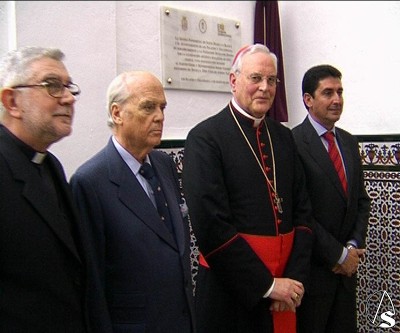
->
[[357, 135, 400, 332]]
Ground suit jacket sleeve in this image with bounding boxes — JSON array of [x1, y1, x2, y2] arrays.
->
[[283, 136, 313, 287], [70, 172, 113, 333], [313, 132, 370, 267], [343, 133, 370, 249]]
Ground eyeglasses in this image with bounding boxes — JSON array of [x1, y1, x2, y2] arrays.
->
[[11, 78, 81, 98], [246, 73, 280, 86]]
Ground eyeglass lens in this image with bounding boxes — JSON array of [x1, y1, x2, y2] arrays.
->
[[44, 79, 80, 97]]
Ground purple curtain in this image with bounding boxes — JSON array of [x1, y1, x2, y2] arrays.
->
[[254, 1, 288, 122]]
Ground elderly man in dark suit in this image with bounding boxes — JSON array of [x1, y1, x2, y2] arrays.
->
[[0, 46, 91, 332], [70, 71, 196, 333], [292, 64, 370, 333]]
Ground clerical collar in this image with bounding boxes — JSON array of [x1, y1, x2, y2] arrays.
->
[[31, 152, 47, 164], [231, 98, 265, 128], [0, 125, 47, 164]]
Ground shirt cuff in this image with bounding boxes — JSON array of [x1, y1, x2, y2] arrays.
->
[[263, 279, 275, 298], [346, 239, 358, 248], [338, 247, 348, 264]]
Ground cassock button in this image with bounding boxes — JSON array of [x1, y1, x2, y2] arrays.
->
[[277, 219, 282, 224], [261, 142, 266, 147], [262, 154, 268, 160]]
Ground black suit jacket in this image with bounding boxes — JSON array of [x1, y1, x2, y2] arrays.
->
[[70, 138, 195, 333], [0, 126, 90, 332], [292, 117, 370, 294]]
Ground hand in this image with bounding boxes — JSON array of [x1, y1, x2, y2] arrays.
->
[[355, 248, 366, 259], [270, 300, 293, 312], [338, 248, 359, 277], [268, 278, 304, 312], [332, 263, 346, 275], [332, 248, 366, 277]]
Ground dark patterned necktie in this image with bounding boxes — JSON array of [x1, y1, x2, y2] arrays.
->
[[139, 162, 174, 233], [323, 131, 348, 195]]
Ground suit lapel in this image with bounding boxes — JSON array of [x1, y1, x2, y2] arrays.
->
[[335, 129, 354, 192], [106, 143, 178, 250], [4, 144, 81, 262], [150, 153, 186, 255], [302, 118, 347, 198]]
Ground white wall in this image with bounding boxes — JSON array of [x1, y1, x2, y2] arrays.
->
[[279, 1, 400, 133], [1, 1, 399, 177]]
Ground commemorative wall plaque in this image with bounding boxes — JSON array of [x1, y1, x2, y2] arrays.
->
[[160, 6, 242, 92]]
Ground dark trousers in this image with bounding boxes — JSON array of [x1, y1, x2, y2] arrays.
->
[[297, 281, 357, 333]]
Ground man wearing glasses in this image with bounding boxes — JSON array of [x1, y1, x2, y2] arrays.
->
[[0, 46, 92, 332]]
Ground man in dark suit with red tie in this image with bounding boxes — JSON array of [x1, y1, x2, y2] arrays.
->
[[292, 64, 371, 332], [70, 71, 196, 333]]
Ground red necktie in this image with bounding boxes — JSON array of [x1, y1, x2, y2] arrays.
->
[[323, 131, 348, 195]]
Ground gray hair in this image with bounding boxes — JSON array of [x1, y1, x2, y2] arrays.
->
[[0, 46, 65, 117], [106, 71, 135, 128], [230, 43, 278, 75]]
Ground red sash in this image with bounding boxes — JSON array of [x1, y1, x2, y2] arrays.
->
[[199, 231, 296, 333], [240, 231, 295, 333]]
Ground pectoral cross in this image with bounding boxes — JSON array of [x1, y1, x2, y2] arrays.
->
[[275, 195, 283, 214]]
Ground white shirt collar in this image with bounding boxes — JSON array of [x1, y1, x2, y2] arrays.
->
[[308, 114, 336, 137], [111, 136, 150, 175]]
